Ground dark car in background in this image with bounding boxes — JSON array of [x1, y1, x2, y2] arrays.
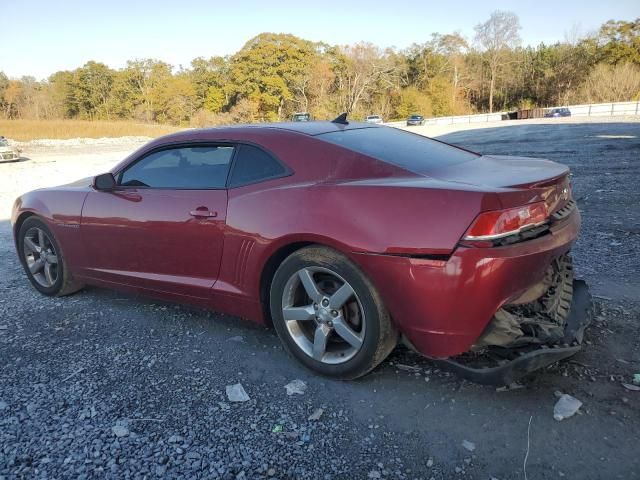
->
[[544, 108, 571, 118], [406, 114, 425, 126], [292, 112, 312, 122]]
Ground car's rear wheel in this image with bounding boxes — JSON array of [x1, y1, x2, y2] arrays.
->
[[18, 217, 83, 296], [270, 245, 397, 379]]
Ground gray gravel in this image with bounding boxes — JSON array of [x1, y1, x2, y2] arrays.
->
[[1, 119, 639, 479]]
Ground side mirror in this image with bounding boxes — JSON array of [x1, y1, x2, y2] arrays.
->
[[93, 173, 117, 191]]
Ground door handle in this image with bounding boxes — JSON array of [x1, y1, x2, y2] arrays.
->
[[189, 207, 218, 218]]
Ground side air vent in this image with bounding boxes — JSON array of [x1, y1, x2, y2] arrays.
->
[[234, 239, 255, 288]]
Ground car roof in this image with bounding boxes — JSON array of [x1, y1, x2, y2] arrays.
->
[[157, 121, 383, 142]]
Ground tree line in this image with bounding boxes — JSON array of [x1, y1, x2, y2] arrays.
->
[[1, 13, 639, 125]]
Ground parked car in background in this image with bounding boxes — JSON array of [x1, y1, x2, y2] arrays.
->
[[544, 107, 571, 118], [365, 115, 383, 124], [0, 136, 21, 162], [292, 112, 312, 122], [12, 117, 590, 383], [406, 114, 425, 126]]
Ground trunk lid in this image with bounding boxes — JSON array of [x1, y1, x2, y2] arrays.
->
[[429, 155, 572, 213]]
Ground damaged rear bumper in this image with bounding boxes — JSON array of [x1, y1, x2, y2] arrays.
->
[[431, 279, 592, 385]]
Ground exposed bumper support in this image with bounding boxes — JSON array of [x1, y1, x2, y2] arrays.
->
[[431, 279, 592, 385]]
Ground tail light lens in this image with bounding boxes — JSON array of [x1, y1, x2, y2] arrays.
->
[[463, 202, 549, 241]]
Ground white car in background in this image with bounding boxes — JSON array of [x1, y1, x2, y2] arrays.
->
[[0, 137, 21, 162], [365, 115, 383, 124]]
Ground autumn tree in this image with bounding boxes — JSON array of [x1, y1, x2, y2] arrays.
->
[[123, 59, 173, 122], [571, 62, 640, 103], [474, 10, 522, 112], [2, 80, 24, 119], [335, 43, 398, 116], [1, 17, 638, 124]]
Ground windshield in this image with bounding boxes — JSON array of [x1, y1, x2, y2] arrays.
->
[[410, 115, 422, 119], [0, 138, 8, 147], [318, 127, 478, 173]]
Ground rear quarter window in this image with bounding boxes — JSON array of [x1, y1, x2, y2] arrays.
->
[[318, 127, 478, 173], [228, 144, 288, 187]]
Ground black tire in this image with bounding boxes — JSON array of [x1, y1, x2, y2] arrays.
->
[[270, 245, 397, 379], [539, 254, 574, 324], [17, 216, 83, 297]]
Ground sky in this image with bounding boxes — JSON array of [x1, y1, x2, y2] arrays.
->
[[2, 0, 638, 80]]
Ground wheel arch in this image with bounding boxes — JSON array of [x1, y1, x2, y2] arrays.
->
[[13, 211, 37, 248]]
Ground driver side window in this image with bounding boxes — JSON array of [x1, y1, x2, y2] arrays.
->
[[119, 145, 234, 189]]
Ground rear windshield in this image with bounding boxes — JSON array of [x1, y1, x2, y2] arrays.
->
[[318, 127, 478, 173]]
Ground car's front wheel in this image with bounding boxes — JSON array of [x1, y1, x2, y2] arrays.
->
[[17, 216, 83, 296], [270, 245, 398, 379]]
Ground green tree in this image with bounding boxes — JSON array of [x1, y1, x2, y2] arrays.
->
[[204, 86, 225, 113], [72, 61, 114, 119], [154, 74, 196, 124], [190, 56, 229, 110], [395, 86, 432, 118], [227, 33, 318, 121], [595, 19, 640, 65]]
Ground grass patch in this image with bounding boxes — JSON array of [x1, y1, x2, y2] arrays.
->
[[0, 119, 182, 141]]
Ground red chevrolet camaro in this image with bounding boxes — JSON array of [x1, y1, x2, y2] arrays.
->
[[12, 118, 591, 383]]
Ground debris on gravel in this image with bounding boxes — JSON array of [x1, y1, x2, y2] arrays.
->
[[462, 440, 476, 452], [308, 408, 324, 421], [226, 383, 250, 402], [553, 393, 583, 421], [395, 363, 421, 373], [111, 424, 130, 438], [284, 379, 307, 396]]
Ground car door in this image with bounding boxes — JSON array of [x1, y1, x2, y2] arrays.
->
[[80, 144, 234, 299]]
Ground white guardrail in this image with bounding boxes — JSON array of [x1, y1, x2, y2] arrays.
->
[[384, 100, 640, 127]]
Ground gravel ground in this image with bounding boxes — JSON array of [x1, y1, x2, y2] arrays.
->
[[1, 118, 639, 479]]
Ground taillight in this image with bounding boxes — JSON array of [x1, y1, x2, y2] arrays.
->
[[463, 202, 549, 241]]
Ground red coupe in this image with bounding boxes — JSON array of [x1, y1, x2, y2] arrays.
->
[[11, 117, 591, 383]]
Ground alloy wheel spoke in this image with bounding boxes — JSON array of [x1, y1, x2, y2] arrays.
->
[[29, 258, 45, 274], [333, 318, 363, 349], [298, 268, 322, 302], [24, 237, 40, 253], [47, 254, 58, 264], [44, 263, 55, 285], [312, 324, 331, 360], [282, 305, 316, 322], [329, 283, 354, 310], [37, 229, 46, 250]]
